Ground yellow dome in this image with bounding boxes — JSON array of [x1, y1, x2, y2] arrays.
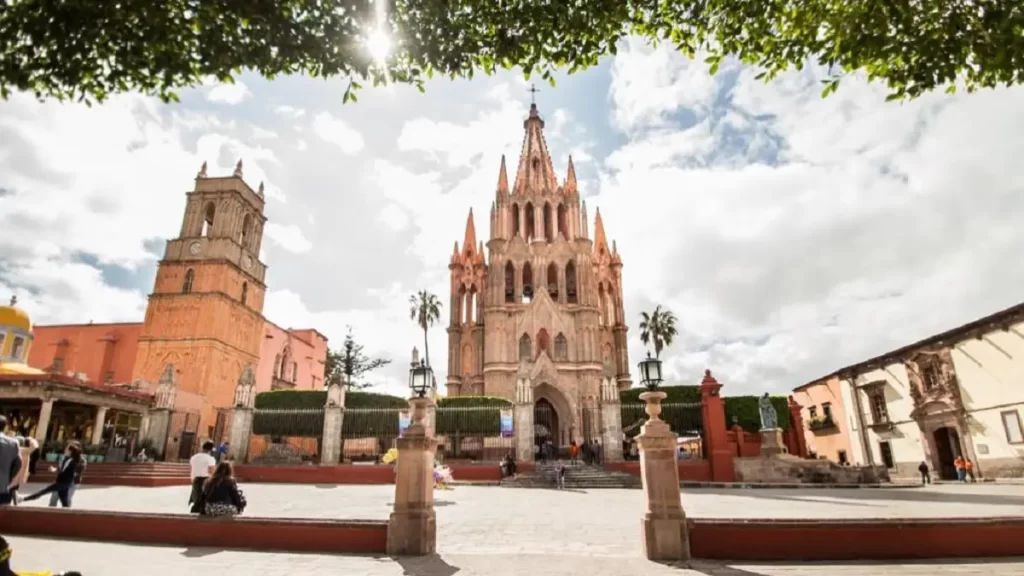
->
[[0, 296, 31, 332]]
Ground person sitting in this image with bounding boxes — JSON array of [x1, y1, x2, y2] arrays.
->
[[196, 461, 246, 518], [500, 454, 517, 478]]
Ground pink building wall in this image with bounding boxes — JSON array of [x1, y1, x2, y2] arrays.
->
[[793, 376, 854, 463], [256, 322, 328, 393]]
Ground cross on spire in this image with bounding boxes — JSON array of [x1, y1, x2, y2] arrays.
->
[[528, 83, 540, 105], [8, 295, 17, 307]]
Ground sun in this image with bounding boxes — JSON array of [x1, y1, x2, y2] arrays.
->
[[366, 29, 391, 65]]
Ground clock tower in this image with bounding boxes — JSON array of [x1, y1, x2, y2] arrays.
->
[[132, 161, 269, 437]]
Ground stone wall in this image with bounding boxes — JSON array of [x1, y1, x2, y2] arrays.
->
[[733, 455, 890, 484]]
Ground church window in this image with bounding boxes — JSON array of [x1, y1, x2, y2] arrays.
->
[[241, 282, 248, 305], [565, 260, 578, 304], [547, 263, 558, 299], [0, 333, 5, 356], [536, 329, 551, 357], [554, 333, 568, 361], [521, 262, 534, 303], [182, 269, 195, 293], [240, 213, 253, 248], [525, 202, 535, 241], [504, 261, 515, 303], [557, 204, 568, 239], [605, 286, 617, 325], [532, 157, 540, 172], [543, 203, 553, 242], [292, 361, 298, 381], [458, 286, 467, 324], [273, 354, 282, 378], [512, 203, 521, 237], [921, 362, 941, 390], [10, 336, 25, 361], [597, 283, 606, 325], [519, 334, 532, 361], [202, 202, 216, 237]]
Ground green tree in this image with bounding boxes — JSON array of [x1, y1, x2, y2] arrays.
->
[[323, 327, 391, 390], [409, 290, 442, 367], [2, 1, 1021, 104], [639, 305, 678, 359]]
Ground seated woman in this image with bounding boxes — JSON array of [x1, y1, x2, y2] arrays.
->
[[196, 461, 246, 518]]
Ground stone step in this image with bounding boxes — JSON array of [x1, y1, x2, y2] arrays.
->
[[502, 465, 642, 489]]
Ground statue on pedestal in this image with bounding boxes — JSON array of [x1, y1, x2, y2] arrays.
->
[[758, 393, 778, 431]]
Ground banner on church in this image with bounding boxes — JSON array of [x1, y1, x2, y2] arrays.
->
[[398, 410, 411, 436], [499, 409, 514, 438]]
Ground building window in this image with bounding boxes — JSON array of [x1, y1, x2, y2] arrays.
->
[[554, 333, 568, 361], [241, 282, 248, 305], [869, 391, 889, 423], [10, 336, 25, 360], [837, 450, 848, 465], [921, 362, 941, 390], [519, 334, 532, 361], [183, 269, 195, 293], [878, 441, 895, 468], [821, 402, 833, 421], [1001, 410, 1024, 444], [0, 332, 5, 355], [808, 406, 818, 419]]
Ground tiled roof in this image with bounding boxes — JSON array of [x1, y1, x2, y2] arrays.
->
[[0, 372, 154, 402]]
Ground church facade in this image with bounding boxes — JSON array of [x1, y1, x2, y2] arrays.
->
[[446, 104, 631, 461]]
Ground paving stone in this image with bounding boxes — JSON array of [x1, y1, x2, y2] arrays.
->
[[8, 482, 1024, 573]]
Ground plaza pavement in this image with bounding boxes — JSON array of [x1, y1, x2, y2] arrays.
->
[[8, 482, 1024, 574]]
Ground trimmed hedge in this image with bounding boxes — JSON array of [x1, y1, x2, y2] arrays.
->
[[619, 385, 700, 404], [724, 395, 791, 432], [617, 385, 792, 433]]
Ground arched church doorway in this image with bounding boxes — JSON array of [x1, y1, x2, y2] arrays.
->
[[534, 398, 559, 458], [933, 426, 962, 480]]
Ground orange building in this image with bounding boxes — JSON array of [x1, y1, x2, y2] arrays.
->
[[21, 162, 327, 456]]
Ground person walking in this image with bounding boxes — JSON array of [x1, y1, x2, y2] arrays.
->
[[21, 442, 82, 507], [0, 416, 23, 506], [954, 456, 967, 483], [49, 446, 87, 507], [188, 441, 217, 513], [918, 461, 931, 485], [8, 436, 39, 504], [965, 459, 976, 482]]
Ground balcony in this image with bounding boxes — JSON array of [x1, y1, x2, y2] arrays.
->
[[271, 377, 296, 391], [807, 415, 839, 433]]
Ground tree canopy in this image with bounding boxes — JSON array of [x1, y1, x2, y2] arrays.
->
[[323, 327, 391, 390], [1, 1, 1021, 104]]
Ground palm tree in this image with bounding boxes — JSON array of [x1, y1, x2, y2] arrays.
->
[[639, 305, 678, 359], [409, 290, 442, 367]]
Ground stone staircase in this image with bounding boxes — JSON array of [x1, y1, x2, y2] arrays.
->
[[501, 463, 642, 489], [30, 462, 191, 487]]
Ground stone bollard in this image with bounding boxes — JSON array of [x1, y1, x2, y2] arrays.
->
[[637, 390, 690, 562], [386, 396, 438, 556]]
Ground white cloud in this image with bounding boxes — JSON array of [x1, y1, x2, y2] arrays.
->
[[274, 105, 306, 118], [264, 223, 313, 254], [207, 81, 252, 105], [312, 112, 365, 154]]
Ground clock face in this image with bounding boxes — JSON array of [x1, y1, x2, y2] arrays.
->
[[188, 241, 201, 255], [242, 254, 253, 270]]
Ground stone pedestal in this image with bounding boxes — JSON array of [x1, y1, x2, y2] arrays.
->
[[637, 391, 690, 562], [228, 407, 253, 462], [760, 428, 785, 457], [600, 401, 624, 462], [321, 406, 344, 465], [386, 396, 438, 556], [514, 403, 534, 462]]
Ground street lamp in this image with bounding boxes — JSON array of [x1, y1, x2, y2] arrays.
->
[[638, 352, 663, 391], [409, 360, 433, 398]]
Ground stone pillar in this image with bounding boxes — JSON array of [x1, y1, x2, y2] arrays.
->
[[513, 375, 534, 462], [386, 396, 438, 556], [321, 405, 344, 465], [228, 407, 253, 462], [90, 406, 109, 445], [699, 370, 735, 482], [787, 396, 808, 457], [600, 375, 623, 462], [34, 398, 54, 443], [637, 390, 690, 562]]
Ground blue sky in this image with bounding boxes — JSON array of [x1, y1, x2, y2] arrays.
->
[[2, 37, 1023, 397]]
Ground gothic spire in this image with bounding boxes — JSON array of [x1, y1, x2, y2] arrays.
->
[[564, 155, 577, 194], [497, 155, 509, 196], [463, 208, 477, 253], [513, 104, 558, 194], [594, 207, 609, 252]]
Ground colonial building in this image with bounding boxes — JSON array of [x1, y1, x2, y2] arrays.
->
[[446, 104, 631, 460], [794, 302, 1024, 480], [9, 162, 327, 459], [1, 297, 152, 455]]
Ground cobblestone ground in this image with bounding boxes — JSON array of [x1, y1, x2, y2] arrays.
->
[[8, 482, 1024, 574]]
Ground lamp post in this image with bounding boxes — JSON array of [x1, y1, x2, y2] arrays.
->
[[408, 360, 433, 398], [637, 352, 663, 391]]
